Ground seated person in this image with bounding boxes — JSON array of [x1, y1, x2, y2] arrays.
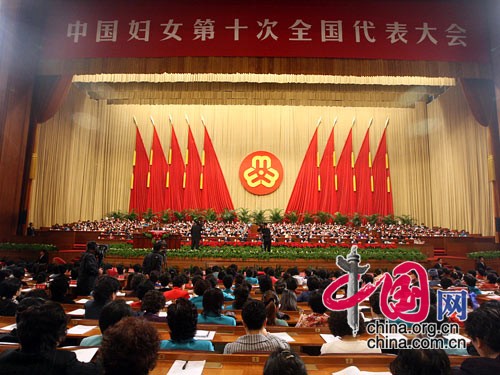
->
[[130, 280, 155, 309], [84, 275, 120, 319], [320, 310, 381, 354], [222, 274, 234, 294], [198, 288, 236, 326], [80, 299, 133, 347], [245, 268, 259, 285], [223, 300, 290, 354], [464, 274, 482, 295], [263, 348, 307, 375], [390, 349, 451, 375], [452, 302, 500, 375], [297, 275, 320, 303], [189, 279, 211, 309], [0, 301, 98, 374], [279, 289, 298, 312], [0, 297, 45, 343], [258, 275, 274, 294], [262, 290, 288, 327], [295, 290, 329, 328], [140, 290, 167, 323], [227, 284, 251, 310], [0, 278, 22, 316], [160, 298, 214, 351], [368, 291, 385, 321], [163, 275, 189, 300], [100, 317, 159, 375], [48, 276, 75, 304], [482, 273, 499, 289]]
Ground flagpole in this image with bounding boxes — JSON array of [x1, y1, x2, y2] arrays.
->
[[333, 117, 338, 191]]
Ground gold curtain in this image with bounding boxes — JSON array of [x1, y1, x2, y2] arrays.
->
[[29, 85, 493, 235], [427, 87, 494, 235]]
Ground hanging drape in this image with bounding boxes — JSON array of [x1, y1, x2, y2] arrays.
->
[[129, 126, 150, 214], [146, 126, 169, 212], [286, 127, 319, 213], [30, 85, 493, 235], [31, 75, 73, 123], [372, 128, 393, 216], [318, 126, 338, 213], [200, 126, 234, 212], [355, 127, 373, 215], [168, 125, 185, 212], [460, 79, 497, 128], [182, 126, 202, 210], [337, 128, 356, 215]]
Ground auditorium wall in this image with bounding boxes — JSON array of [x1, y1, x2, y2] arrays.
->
[[29, 84, 493, 235]]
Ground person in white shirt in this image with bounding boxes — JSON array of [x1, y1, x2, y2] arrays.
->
[[320, 310, 381, 354]]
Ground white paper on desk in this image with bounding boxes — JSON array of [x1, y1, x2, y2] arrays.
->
[[0, 323, 17, 331], [75, 299, 89, 303], [443, 334, 471, 344], [269, 332, 295, 342], [194, 330, 216, 341], [332, 365, 392, 375], [158, 311, 167, 317], [67, 325, 97, 335], [116, 292, 126, 297], [320, 334, 340, 343], [72, 347, 99, 363], [167, 360, 206, 375], [67, 308, 85, 316]]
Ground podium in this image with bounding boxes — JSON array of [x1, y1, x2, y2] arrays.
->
[[133, 233, 182, 249]]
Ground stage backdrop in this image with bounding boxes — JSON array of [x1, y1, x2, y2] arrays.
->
[[29, 84, 494, 235]]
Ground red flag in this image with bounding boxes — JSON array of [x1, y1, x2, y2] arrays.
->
[[182, 126, 202, 210], [200, 127, 234, 212], [337, 128, 356, 215], [168, 125, 184, 211], [355, 127, 373, 215], [146, 127, 169, 212], [286, 128, 319, 213], [129, 126, 149, 214], [319, 126, 338, 214], [372, 127, 394, 215]]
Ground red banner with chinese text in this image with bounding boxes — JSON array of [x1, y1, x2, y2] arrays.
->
[[42, 0, 489, 63]]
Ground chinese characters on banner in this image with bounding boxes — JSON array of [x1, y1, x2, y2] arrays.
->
[[43, 0, 488, 62]]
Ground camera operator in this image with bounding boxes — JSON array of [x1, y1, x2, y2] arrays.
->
[[76, 241, 102, 296]]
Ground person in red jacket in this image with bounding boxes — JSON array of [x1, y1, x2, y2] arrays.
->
[[163, 275, 189, 300]]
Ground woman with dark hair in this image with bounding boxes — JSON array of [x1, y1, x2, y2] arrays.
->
[[389, 349, 450, 375], [262, 290, 288, 327], [198, 288, 236, 326], [141, 290, 167, 323], [101, 317, 159, 375], [0, 301, 97, 374], [189, 279, 211, 309], [263, 348, 308, 375], [279, 289, 298, 312], [227, 284, 250, 310], [320, 310, 381, 354], [0, 278, 21, 316], [160, 298, 214, 351], [80, 300, 134, 347], [49, 276, 75, 304], [295, 290, 328, 328], [84, 275, 120, 319]]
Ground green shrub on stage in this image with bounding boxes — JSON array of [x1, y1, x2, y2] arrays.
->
[[107, 243, 426, 261]]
